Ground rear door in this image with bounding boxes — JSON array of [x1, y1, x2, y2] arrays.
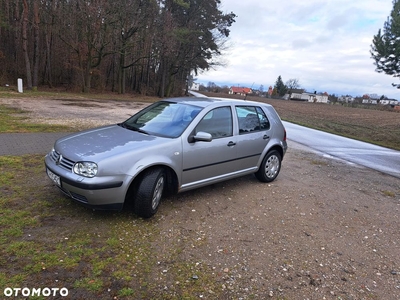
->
[[234, 105, 273, 171], [181, 106, 237, 188]]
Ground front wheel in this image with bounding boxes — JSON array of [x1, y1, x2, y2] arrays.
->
[[134, 168, 166, 218], [255, 150, 282, 183]]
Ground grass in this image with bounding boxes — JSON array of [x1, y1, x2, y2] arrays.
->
[[0, 104, 72, 133], [382, 190, 396, 197], [0, 87, 159, 103], [0, 154, 226, 298]]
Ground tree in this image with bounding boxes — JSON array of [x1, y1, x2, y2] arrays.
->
[[157, 0, 236, 97], [56, 0, 115, 93], [105, 0, 159, 95], [371, 0, 400, 88], [22, 0, 33, 90], [285, 78, 300, 98], [0, 0, 236, 96], [274, 75, 287, 97], [286, 78, 300, 90]]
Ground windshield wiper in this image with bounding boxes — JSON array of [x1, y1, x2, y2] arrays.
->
[[119, 122, 149, 135]]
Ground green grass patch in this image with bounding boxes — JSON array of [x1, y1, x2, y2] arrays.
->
[[0, 154, 229, 298], [73, 277, 103, 292], [0, 104, 71, 133], [309, 159, 329, 166], [382, 190, 396, 197], [0, 89, 158, 102]]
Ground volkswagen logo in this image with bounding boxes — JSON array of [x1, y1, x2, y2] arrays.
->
[[56, 154, 62, 165]]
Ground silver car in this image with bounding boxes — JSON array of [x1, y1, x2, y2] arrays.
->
[[45, 97, 287, 218]]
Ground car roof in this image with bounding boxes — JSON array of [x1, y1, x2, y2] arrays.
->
[[165, 97, 273, 109]]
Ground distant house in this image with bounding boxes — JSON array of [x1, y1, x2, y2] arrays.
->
[[362, 99, 377, 105], [229, 86, 252, 96], [308, 92, 329, 103], [288, 89, 307, 101], [287, 89, 329, 103], [338, 96, 355, 103], [190, 82, 200, 91], [380, 99, 399, 106]]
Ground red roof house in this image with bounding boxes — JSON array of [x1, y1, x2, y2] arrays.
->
[[229, 86, 252, 96]]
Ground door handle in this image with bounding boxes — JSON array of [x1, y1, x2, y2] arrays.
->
[[227, 141, 236, 146], [263, 135, 270, 140]]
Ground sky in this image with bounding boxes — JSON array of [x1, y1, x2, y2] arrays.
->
[[196, 0, 400, 99]]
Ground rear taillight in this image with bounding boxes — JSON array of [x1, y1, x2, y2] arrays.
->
[[283, 129, 287, 141]]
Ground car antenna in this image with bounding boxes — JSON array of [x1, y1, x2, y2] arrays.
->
[[244, 82, 255, 101]]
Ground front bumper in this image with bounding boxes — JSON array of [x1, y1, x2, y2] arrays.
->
[[44, 154, 129, 210]]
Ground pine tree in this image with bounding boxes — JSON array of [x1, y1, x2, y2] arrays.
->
[[274, 75, 287, 97], [370, 0, 400, 88]]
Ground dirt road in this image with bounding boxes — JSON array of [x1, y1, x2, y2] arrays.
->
[[1, 96, 400, 299]]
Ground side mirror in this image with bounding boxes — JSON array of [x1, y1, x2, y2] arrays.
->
[[192, 131, 213, 142]]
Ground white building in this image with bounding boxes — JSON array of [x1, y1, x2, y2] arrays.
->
[[362, 99, 378, 104], [190, 82, 200, 91], [380, 99, 399, 106], [338, 96, 355, 103], [289, 92, 329, 103]]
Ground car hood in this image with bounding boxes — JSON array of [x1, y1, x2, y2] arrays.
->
[[55, 125, 173, 161]]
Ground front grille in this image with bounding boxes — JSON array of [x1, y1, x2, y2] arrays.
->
[[50, 150, 75, 171], [70, 192, 88, 203], [57, 186, 88, 204]]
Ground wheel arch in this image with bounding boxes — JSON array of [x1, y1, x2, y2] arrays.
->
[[124, 164, 179, 208], [264, 144, 284, 162]]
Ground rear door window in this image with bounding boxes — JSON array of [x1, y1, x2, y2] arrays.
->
[[236, 106, 270, 134]]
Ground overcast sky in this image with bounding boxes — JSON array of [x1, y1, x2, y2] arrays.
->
[[196, 0, 400, 99]]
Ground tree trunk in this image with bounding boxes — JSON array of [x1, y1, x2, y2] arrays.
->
[[118, 48, 126, 94], [22, 0, 32, 90], [32, 0, 40, 91], [84, 70, 91, 93], [44, 31, 53, 87]]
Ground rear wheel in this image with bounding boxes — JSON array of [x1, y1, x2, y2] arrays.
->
[[134, 168, 166, 218], [255, 150, 282, 183]]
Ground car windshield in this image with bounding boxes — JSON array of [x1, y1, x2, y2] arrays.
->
[[121, 101, 202, 138]]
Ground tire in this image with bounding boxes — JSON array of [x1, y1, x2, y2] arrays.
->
[[134, 168, 166, 218], [255, 150, 282, 183]]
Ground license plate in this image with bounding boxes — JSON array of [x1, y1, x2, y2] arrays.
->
[[47, 168, 61, 187]]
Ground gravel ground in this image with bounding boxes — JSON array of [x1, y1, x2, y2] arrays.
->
[[1, 97, 400, 299]]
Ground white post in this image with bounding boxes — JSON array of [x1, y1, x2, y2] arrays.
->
[[17, 78, 23, 93]]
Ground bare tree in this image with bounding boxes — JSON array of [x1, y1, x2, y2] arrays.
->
[[32, 0, 39, 90], [286, 78, 301, 90], [22, 0, 32, 89], [110, 0, 157, 94], [56, 0, 114, 92]]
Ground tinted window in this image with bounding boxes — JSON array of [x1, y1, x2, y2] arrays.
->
[[236, 106, 270, 133], [195, 106, 233, 138]]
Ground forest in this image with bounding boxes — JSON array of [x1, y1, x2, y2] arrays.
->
[[0, 0, 236, 97]]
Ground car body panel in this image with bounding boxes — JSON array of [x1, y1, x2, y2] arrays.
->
[[45, 97, 287, 211], [181, 134, 238, 189]]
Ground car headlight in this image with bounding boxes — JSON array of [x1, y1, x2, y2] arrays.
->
[[73, 162, 98, 178]]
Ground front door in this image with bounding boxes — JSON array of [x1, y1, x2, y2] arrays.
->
[[181, 106, 237, 189]]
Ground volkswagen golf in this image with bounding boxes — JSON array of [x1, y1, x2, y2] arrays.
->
[[45, 97, 287, 218]]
